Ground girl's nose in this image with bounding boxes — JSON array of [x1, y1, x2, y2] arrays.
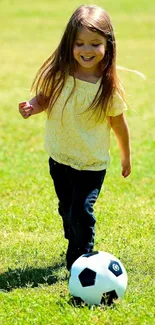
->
[[82, 45, 92, 52]]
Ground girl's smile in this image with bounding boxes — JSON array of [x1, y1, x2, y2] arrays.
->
[[80, 56, 95, 61], [73, 27, 107, 74]]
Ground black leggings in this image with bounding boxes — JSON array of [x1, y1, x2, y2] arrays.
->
[[49, 157, 106, 270]]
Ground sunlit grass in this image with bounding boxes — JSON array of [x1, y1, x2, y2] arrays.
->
[[0, 0, 155, 324]]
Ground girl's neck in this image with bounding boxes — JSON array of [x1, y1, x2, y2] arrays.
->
[[73, 68, 101, 84]]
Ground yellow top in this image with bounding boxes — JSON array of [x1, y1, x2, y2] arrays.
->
[[44, 76, 126, 171]]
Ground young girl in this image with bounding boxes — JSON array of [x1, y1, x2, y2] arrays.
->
[[19, 5, 131, 270]]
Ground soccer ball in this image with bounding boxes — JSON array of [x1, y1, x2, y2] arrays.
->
[[68, 251, 128, 305]]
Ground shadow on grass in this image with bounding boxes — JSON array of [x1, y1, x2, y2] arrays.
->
[[0, 260, 67, 292]]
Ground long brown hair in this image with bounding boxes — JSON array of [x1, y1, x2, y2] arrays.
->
[[31, 5, 125, 120]]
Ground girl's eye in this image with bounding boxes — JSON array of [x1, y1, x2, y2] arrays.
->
[[76, 43, 83, 47], [92, 44, 100, 47], [75, 43, 101, 47]]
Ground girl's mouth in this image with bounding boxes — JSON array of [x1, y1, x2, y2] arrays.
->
[[81, 56, 95, 61]]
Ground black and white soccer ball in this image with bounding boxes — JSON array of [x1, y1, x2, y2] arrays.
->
[[68, 251, 128, 305]]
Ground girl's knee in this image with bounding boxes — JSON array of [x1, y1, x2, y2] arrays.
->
[[84, 189, 99, 216]]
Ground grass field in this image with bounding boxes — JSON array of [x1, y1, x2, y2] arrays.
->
[[0, 0, 155, 324]]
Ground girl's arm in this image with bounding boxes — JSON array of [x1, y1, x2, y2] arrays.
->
[[19, 93, 48, 119], [110, 113, 131, 178]]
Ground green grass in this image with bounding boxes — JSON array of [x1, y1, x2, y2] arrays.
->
[[0, 0, 155, 324]]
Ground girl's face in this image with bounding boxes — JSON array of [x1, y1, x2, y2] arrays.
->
[[73, 27, 107, 74]]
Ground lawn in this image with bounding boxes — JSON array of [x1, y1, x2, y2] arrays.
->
[[0, 0, 155, 324]]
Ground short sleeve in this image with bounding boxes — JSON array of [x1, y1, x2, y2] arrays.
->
[[107, 92, 127, 117]]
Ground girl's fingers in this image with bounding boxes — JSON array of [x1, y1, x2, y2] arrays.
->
[[19, 101, 33, 119], [122, 168, 131, 178], [19, 102, 28, 110], [20, 101, 27, 107], [19, 101, 33, 110]]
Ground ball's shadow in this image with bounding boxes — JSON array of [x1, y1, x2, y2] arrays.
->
[[0, 260, 67, 292]]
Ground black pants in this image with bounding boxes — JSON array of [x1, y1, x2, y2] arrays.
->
[[49, 157, 106, 270]]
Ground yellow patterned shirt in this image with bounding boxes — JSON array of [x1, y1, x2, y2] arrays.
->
[[44, 76, 126, 171]]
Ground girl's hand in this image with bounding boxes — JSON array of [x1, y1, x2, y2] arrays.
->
[[121, 157, 131, 178], [19, 101, 33, 119]]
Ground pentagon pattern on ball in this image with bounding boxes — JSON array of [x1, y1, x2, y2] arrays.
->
[[101, 290, 118, 306], [79, 268, 96, 287], [82, 251, 99, 258], [108, 260, 123, 277]]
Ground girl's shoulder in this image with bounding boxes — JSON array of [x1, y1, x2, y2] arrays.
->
[[107, 90, 127, 117]]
